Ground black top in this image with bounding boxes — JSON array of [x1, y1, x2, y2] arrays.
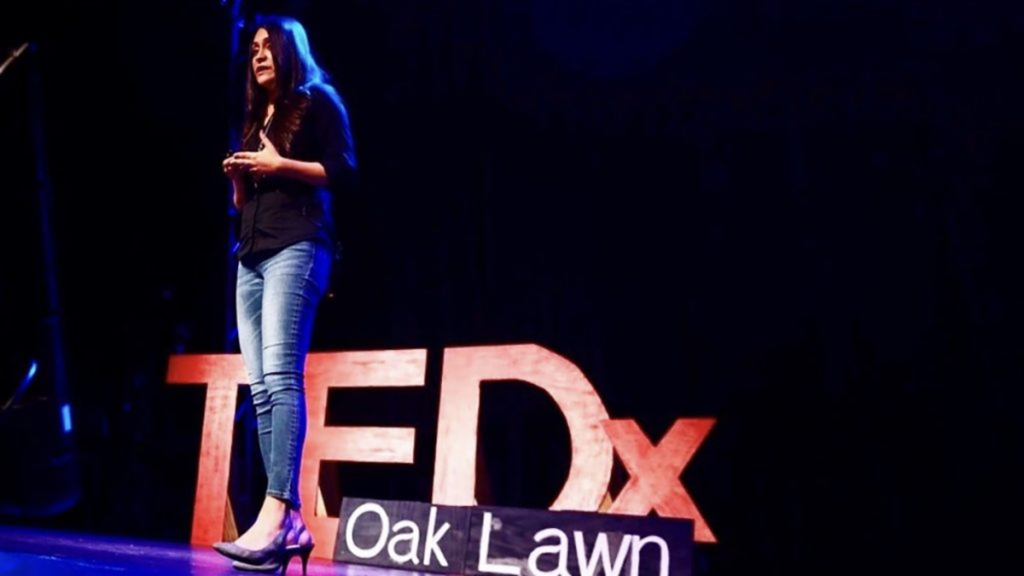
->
[[236, 83, 357, 262]]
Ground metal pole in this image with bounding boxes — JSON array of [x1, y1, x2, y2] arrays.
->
[[27, 43, 72, 435]]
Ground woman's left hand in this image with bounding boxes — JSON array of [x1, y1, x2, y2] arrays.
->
[[228, 132, 282, 178]]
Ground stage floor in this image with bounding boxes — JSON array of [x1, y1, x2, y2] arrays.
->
[[0, 524, 438, 575]]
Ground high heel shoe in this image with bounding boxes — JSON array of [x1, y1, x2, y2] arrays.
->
[[279, 518, 315, 575], [212, 528, 288, 566], [231, 545, 313, 575], [217, 515, 315, 575]]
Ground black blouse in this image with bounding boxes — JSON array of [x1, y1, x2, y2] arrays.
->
[[236, 83, 357, 262]]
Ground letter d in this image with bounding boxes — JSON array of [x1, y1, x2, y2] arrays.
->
[[431, 344, 613, 511]]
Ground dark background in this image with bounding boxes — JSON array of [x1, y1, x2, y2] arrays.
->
[[2, 1, 1022, 574]]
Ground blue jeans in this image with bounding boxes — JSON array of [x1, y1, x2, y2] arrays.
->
[[236, 240, 332, 510]]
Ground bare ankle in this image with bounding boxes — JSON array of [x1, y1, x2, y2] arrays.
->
[[263, 496, 288, 511], [268, 496, 290, 512]]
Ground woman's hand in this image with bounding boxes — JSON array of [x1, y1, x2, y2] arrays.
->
[[222, 154, 248, 179], [226, 132, 282, 179]]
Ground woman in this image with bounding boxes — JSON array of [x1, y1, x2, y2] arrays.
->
[[214, 14, 356, 575]]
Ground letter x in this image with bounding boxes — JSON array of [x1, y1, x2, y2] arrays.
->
[[602, 418, 716, 543]]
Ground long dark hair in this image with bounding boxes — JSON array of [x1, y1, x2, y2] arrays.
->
[[241, 15, 331, 155]]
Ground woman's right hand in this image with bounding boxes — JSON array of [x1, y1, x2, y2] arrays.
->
[[223, 154, 248, 179]]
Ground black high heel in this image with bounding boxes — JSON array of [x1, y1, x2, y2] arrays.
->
[[222, 514, 315, 575], [282, 545, 314, 575], [231, 542, 314, 575], [230, 558, 282, 573], [213, 527, 288, 566]]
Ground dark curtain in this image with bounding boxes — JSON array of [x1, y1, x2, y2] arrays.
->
[[1, 1, 1021, 575]]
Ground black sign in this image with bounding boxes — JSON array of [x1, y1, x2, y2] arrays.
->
[[335, 498, 695, 576], [334, 497, 472, 574]]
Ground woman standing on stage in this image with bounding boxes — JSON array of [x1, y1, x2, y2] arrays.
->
[[214, 13, 357, 575]]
